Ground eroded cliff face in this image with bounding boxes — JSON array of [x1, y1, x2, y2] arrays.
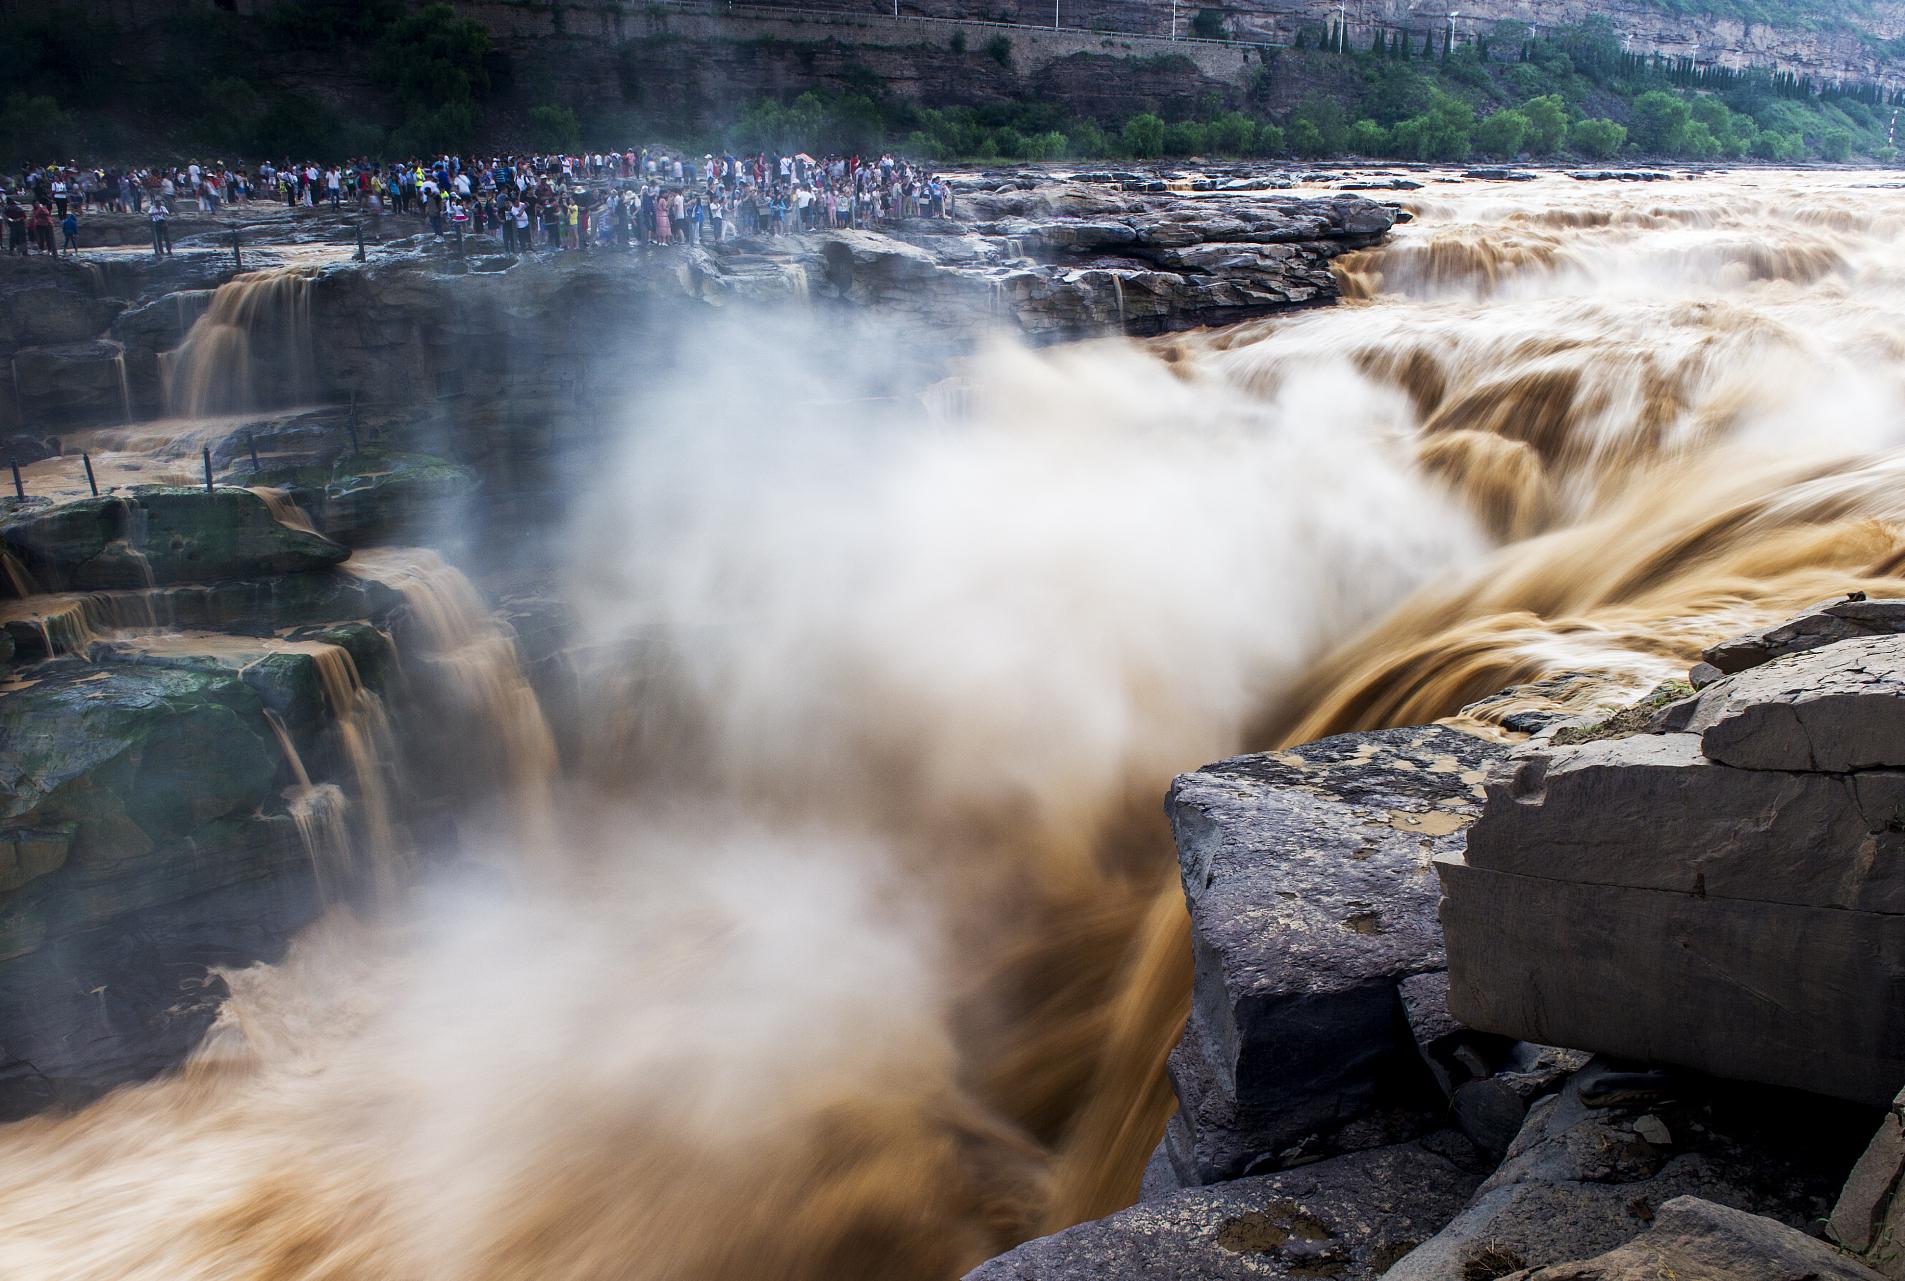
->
[[10, 0, 1899, 139]]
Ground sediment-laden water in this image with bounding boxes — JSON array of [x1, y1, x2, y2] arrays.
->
[[6, 169, 1905, 1280]]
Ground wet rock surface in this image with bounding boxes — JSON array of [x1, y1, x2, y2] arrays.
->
[[0, 662, 318, 1113], [2, 487, 348, 589], [965, 1137, 1487, 1281], [1164, 724, 1500, 1185]]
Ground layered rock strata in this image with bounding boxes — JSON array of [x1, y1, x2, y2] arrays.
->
[[1442, 626, 1905, 1106]]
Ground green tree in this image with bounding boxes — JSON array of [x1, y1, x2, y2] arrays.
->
[[1571, 116, 1627, 158], [1629, 89, 1690, 154], [1291, 118, 1328, 158], [1474, 108, 1531, 158], [1820, 126, 1854, 161], [0, 93, 73, 168], [1253, 121, 1287, 155], [1122, 111, 1166, 157], [1164, 120, 1211, 155], [1680, 119, 1721, 159], [1290, 94, 1349, 152], [1520, 93, 1568, 154], [1389, 89, 1474, 161], [528, 103, 582, 152], [1207, 111, 1258, 153], [373, 2, 490, 152], [1346, 118, 1390, 154], [1190, 8, 1227, 38]]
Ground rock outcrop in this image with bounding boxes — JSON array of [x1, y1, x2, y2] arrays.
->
[[1442, 633, 1905, 1106], [1, 487, 349, 591], [1508, 1196, 1885, 1281], [1164, 724, 1500, 1185], [1385, 1060, 1864, 1280], [966, 1136, 1487, 1281], [0, 662, 320, 1113], [1830, 1087, 1905, 1275]]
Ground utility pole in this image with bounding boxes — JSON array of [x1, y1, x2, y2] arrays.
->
[[1171, 0, 1177, 38], [1054, 0, 1059, 29]]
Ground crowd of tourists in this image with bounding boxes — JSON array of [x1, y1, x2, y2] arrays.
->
[[4, 148, 955, 258]]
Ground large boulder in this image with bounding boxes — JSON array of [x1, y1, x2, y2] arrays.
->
[[10, 338, 133, 427], [1, 486, 348, 590], [1829, 1087, 1905, 1275], [965, 1136, 1486, 1281], [1443, 633, 1905, 1106], [1165, 724, 1500, 1185], [0, 661, 320, 1115], [1675, 634, 1905, 772], [247, 448, 479, 546], [1700, 593, 1905, 675]]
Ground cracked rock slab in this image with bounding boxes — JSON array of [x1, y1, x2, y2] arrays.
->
[[1466, 733, 1905, 913], [1680, 634, 1905, 772], [1701, 594, 1905, 675], [1166, 725, 1499, 1184]]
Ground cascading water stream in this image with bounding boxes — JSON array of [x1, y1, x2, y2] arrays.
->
[[162, 268, 317, 418], [10, 169, 1905, 1281]]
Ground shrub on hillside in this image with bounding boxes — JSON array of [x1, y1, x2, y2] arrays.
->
[[1571, 116, 1627, 157]]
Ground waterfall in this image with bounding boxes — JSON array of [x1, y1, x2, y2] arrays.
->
[[163, 269, 316, 418], [344, 547, 558, 847], [113, 351, 131, 424], [0, 548, 37, 599], [247, 486, 319, 534], [17, 169, 1905, 1281]]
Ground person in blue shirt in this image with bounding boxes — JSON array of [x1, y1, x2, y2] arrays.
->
[[59, 209, 78, 255]]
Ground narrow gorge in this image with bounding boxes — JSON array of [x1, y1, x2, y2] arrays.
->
[[4, 166, 1905, 1279]]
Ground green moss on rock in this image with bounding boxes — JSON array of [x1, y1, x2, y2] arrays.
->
[[1549, 679, 1696, 746], [0, 488, 349, 590]]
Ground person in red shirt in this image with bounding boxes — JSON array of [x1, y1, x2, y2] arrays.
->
[[29, 200, 55, 254]]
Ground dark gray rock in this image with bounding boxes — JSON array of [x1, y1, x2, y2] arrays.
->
[[1442, 852, 1905, 1106], [965, 1138, 1485, 1281], [1446, 639, 1905, 1106], [1508, 1196, 1885, 1281], [1, 486, 348, 589], [1829, 1089, 1905, 1265], [1465, 733, 1905, 913], [1385, 1062, 1867, 1280], [1166, 724, 1500, 1185], [1701, 594, 1905, 675], [1680, 635, 1905, 772], [0, 661, 322, 1116]]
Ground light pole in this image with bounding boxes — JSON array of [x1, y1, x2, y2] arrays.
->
[[1171, 0, 1178, 38], [1054, 0, 1059, 29]]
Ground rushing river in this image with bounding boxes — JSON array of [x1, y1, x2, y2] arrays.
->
[[6, 168, 1905, 1280]]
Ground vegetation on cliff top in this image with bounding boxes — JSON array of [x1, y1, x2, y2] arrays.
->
[[0, 2, 1894, 167], [714, 21, 1891, 166]]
